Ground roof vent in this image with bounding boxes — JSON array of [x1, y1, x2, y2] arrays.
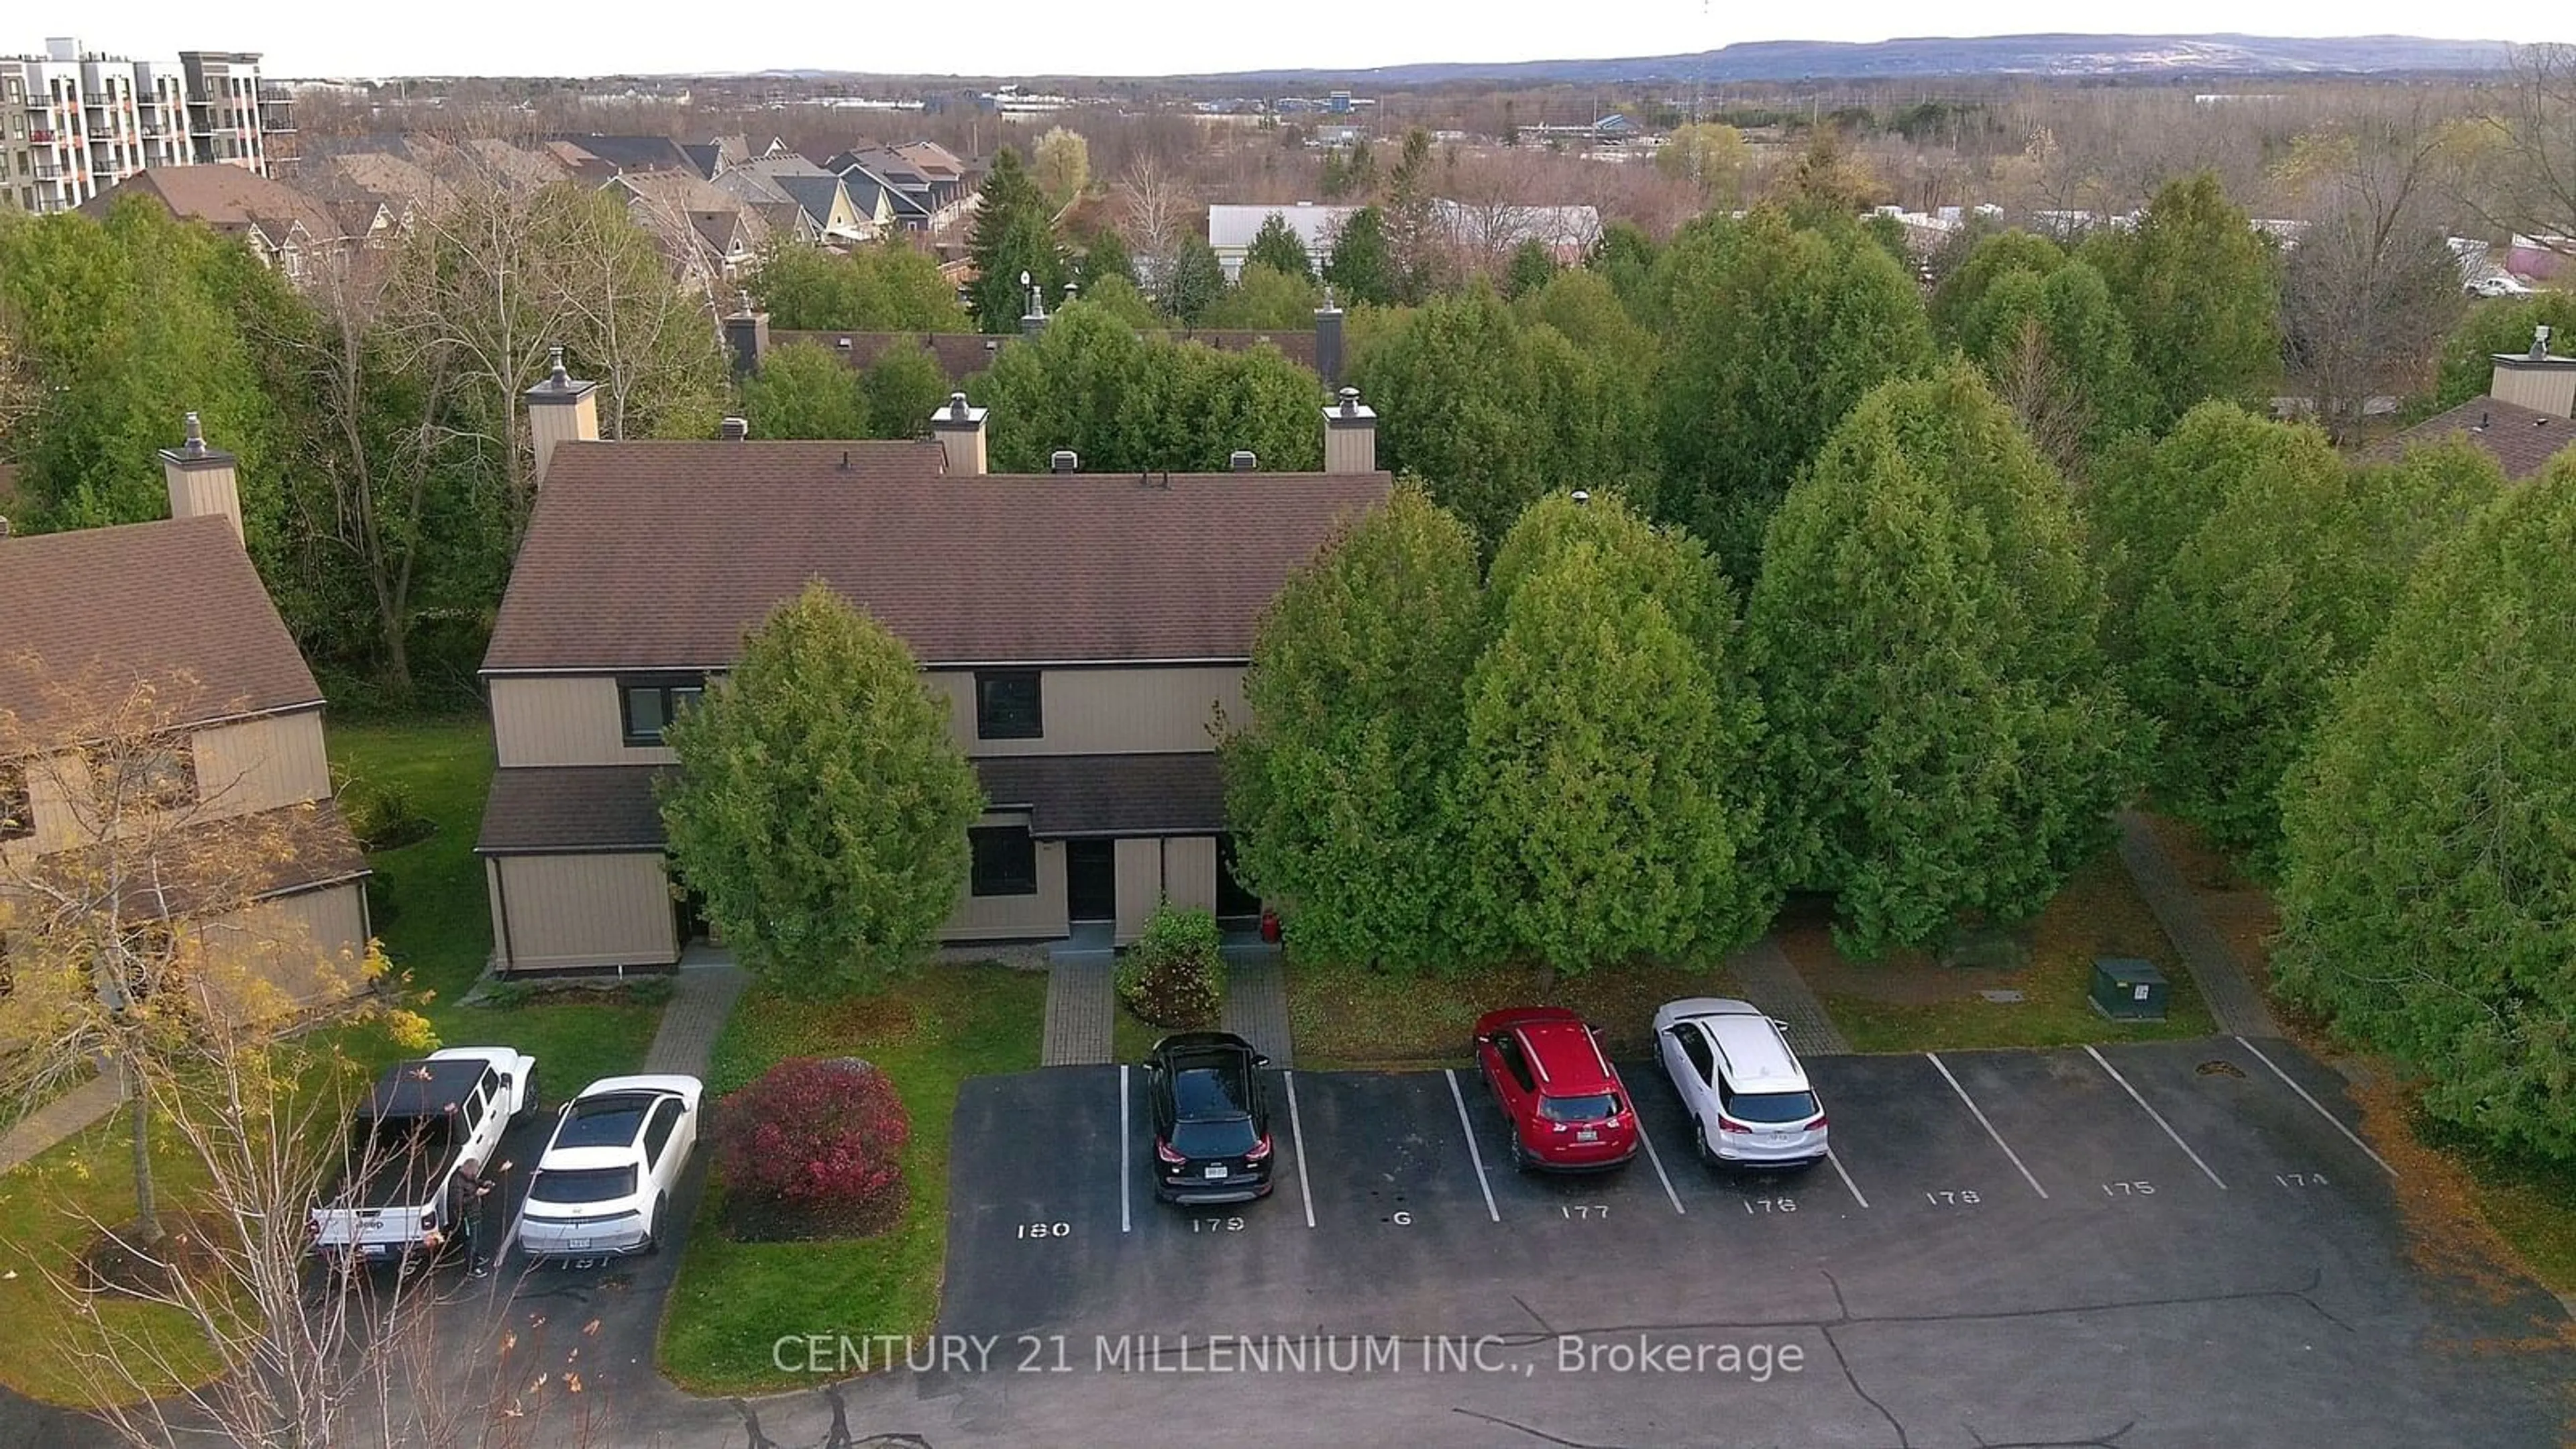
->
[[0, 516, 11, 539], [1336, 385, 1363, 417], [719, 416, 749, 441], [2535, 323, 2554, 360], [179, 410, 209, 460], [547, 345, 570, 388], [1230, 449, 1258, 472], [835, 336, 852, 349], [1050, 449, 1079, 474], [946, 390, 972, 421], [1571, 489, 1591, 506]]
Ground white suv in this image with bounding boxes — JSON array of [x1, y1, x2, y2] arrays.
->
[[1653, 998, 1828, 1167], [517, 1075, 702, 1260]]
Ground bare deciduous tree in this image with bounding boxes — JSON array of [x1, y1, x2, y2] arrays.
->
[[1116, 155, 1193, 297]]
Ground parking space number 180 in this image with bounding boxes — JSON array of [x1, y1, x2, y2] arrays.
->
[[1016, 1221, 1071, 1239]]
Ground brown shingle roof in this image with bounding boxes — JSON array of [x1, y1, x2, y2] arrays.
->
[[2371, 396, 2576, 481], [474, 753, 1228, 851], [477, 765, 671, 854], [85, 166, 343, 252], [0, 518, 322, 741], [30, 799, 368, 919], [483, 441, 1389, 672], [976, 752, 1226, 837]]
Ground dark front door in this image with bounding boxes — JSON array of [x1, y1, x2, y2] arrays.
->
[[1067, 839, 1116, 923], [1216, 834, 1261, 921]]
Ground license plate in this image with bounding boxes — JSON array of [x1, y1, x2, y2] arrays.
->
[[1576, 1130, 1599, 1142], [1204, 1165, 1228, 1179], [567, 1239, 590, 1252]]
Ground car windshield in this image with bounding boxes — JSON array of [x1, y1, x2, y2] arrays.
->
[[1538, 1092, 1619, 1123], [1727, 1091, 1821, 1124], [1172, 1117, 1258, 1159], [530, 1165, 637, 1203], [1171, 1063, 1251, 1120]]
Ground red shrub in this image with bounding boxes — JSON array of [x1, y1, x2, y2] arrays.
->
[[716, 1057, 911, 1240]]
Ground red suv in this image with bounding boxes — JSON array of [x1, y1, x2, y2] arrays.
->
[[1472, 1007, 1639, 1171]]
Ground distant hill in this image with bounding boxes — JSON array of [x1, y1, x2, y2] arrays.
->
[[1185, 34, 2516, 86]]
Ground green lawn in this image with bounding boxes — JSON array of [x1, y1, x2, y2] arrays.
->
[[1289, 955, 1740, 1069], [659, 964, 1045, 1395], [1822, 976, 2217, 1054]]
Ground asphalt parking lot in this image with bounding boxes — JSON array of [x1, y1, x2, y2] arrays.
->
[[942, 1036, 2576, 1447]]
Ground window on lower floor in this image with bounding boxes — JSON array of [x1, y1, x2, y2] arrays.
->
[[969, 826, 1038, 897], [619, 676, 706, 747], [90, 741, 196, 816], [974, 671, 1042, 741]]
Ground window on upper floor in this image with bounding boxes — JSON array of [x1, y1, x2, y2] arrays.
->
[[90, 741, 197, 816], [619, 675, 706, 748], [0, 764, 30, 843], [969, 826, 1038, 898], [975, 671, 1042, 741]]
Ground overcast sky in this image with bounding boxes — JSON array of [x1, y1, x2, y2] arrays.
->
[[31, 5, 2551, 80]]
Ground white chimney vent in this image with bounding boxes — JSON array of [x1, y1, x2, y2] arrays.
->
[[1230, 450, 1258, 472], [1050, 449, 1080, 474]]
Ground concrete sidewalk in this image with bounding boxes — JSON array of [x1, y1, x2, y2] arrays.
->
[[2114, 811, 2282, 1038], [0, 1074, 123, 1177]]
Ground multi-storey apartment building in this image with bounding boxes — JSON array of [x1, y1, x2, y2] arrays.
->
[[474, 347, 1387, 971], [4, 38, 274, 213]]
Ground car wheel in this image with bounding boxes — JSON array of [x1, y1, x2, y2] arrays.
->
[[643, 1193, 667, 1254], [1696, 1126, 1719, 1167], [1507, 1134, 1529, 1171], [513, 1065, 540, 1124]]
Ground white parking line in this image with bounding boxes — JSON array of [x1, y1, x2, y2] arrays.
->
[[1119, 1064, 1132, 1234], [1282, 1071, 1317, 1230], [2237, 1036, 2398, 1179], [1823, 1147, 1870, 1209], [2084, 1044, 2227, 1189], [1444, 1069, 1501, 1223], [1926, 1053, 2050, 1199], [1635, 1116, 1686, 1216]]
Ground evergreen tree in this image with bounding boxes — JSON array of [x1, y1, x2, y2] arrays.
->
[[1200, 263, 1322, 330], [1503, 238, 1560, 299], [2082, 173, 2283, 430], [1075, 227, 1136, 292], [1955, 258, 2151, 472], [2274, 457, 2576, 1159], [1245, 213, 1316, 280], [1321, 207, 1399, 307], [1162, 236, 1227, 325], [975, 302, 1321, 472], [1749, 362, 2141, 957], [859, 341, 953, 438], [1456, 492, 1771, 974], [1927, 229, 2065, 345], [2424, 294, 2576, 412], [739, 339, 868, 439], [1652, 209, 1935, 580], [967, 148, 1065, 331], [751, 239, 971, 331], [1224, 486, 1485, 968], [661, 583, 983, 991]]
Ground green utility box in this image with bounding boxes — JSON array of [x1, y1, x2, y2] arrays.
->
[[2090, 957, 2169, 1022]]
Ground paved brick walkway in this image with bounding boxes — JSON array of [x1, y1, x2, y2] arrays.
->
[[1221, 947, 1294, 1067], [0, 1073, 123, 1176], [643, 961, 749, 1076], [1727, 936, 1853, 1056], [2114, 810, 2282, 1038], [1041, 959, 1114, 1067]]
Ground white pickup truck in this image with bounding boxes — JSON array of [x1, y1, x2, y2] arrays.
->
[[311, 1046, 538, 1269]]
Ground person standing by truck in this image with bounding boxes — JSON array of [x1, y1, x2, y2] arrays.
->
[[443, 1160, 494, 1277]]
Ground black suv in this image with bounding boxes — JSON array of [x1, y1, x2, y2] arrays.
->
[[1143, 1032, 1275, 1205]]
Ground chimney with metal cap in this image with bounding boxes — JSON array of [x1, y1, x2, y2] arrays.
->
[[1313, 287, 1345, 393], [722, 288, 770, 378], [1230, 449, 1258, 472], [1050, 449, 1080, 474], [2489, 322, 2576, 418], [929, 390, 989, 475], [159, 411, 244, 543], [719, 416, 749, 441], [1322, 385, 1377, 474], [1020, 268, 1049, 335], [524, 345, 600, 487]]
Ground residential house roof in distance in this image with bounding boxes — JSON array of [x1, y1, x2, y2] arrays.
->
[[81, 165, 343, 255], [0, 517, 323, 740], [483, 441, 1390, 672], [2370, 396, 2575, 481], [549, 133, 698, 175]]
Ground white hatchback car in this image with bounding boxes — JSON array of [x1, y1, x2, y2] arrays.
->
[[1652, 998, 1828, 1167], [517, 1074, 703, 1260]]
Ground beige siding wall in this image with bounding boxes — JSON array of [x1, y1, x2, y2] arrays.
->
[[2491, 362, 2576, 419], [492, 677, 675, 767], [1163, 835, 1219, 916], [194, 711, 333, 818], [942, 812, 1069, 941], [196, 881, 372, 1008], [928, 666, 1245, 757], [2, 708, 331, 864], [491, 853, 678, 972], [1112, 837, 1163, 945]]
